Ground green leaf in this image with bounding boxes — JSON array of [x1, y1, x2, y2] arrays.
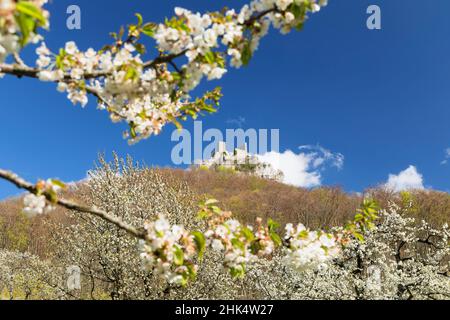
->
[[241, 227, 255, 242], [174, 246, 184, 266], [178, 23, 190, 33], [295, 22, 304, 31], [241, 42, 253, 66], [250, 241, 262, 254], [270, 231, 282, 246], [197, 211, 209, 220], [16, 1, 47, 26], [142, 23, 157, 38], [130, 125, 137, 138], [118, 26, 125, 39], [205, 199, 219, 206], [186, 263, 197, 281], [15, 13, 36, 46], [128, 25, 138, 36], [50, 179, 66, 189], [230, 265, 245, 278], [231, 238, 245, 251], [55, 55, 64, 70], [204, 51, 216, 65], [124, 67, 138, 81], [192, 231, 206, 259], [135, 13, 143, 27], [298, 230, 309, 239], [47, 189, 58, 204], [353, 232, 365, 243], [135, 43, 146, 55], [211, 206, 222, 214], [268, 218, 280, 232]]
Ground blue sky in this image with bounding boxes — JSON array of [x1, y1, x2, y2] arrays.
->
[[1, 0, 449, 198]]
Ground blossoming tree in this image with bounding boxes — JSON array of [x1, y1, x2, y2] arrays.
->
[[0, 0, 384, 287]]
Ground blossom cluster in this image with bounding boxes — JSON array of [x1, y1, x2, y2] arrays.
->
[[139, 216, 198, 286], [283, 223, 340, 272], [34, 38, 220, 144], [204, 217, 275, 277], [139, 215, 273, 285], [22, 193, 47, 217], [22, 179, 64, 218], [139, 198, 344, 286], [0, 0, 48, 64], [157, 0, 327, 71]]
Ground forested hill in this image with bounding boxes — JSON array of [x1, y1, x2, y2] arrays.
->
[[1, 166, 448, 258]]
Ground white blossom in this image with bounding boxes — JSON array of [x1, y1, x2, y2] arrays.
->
[[23, 194, 46, 217], [65, 41, 78, 55]]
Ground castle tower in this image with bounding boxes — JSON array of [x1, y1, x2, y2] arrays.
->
[[217, 141, 227, 154]]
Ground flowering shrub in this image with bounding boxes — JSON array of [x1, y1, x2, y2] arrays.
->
[[176, 204, 449, 300], [49, 155, 202, 299], [0, 249, 63, 300]]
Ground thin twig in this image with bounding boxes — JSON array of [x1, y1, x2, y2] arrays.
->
[[13, 53, 26, 67]]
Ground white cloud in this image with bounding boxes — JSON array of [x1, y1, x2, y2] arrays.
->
[[385, 165, 425, 192], [226, 116, 246, 128], [257, 145, 344, 188], [441, 148, 450, 165], [299, 145, 344, 170]]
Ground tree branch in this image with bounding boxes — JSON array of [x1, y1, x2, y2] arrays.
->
[[0, 168, 147, 240], [0, 50, 187, 81], [0, 4, 279, 81], [243, 7, 279, 26], [417, 234, 445, 250]]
